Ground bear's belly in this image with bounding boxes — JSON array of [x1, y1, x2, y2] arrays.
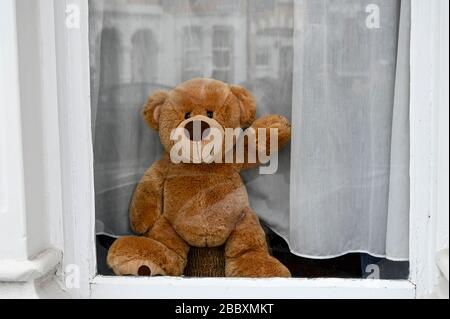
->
[[163, 173, 248, 247]]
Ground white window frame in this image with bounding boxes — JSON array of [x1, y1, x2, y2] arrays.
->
[[2, 0, 445, 299]]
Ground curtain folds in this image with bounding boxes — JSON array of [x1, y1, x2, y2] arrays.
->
[[89, 0, 410, 261], [289, 0, 410, 260]]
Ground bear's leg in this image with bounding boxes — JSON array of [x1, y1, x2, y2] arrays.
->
[[107, 217, 189, 276], [224, 208, 291, 278]]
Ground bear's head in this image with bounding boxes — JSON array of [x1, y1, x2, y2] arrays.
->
[[142, 78, 256, 163]]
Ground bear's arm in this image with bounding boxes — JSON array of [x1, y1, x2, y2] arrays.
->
[[236, 114, 291, 172], [129, 154, 170, 235]]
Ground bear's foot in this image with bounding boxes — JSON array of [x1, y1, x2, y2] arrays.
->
[[107, 236, 186, 276], [225, 251, 291, 278]]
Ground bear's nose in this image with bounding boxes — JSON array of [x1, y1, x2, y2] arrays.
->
[[184, 120, 211, 142]]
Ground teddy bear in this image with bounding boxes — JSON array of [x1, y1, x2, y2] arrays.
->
[[107, 78, 292, 277]]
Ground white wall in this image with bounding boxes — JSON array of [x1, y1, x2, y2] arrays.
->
[[15, 0, 52, 258], [0, 0, 64, 261], [0, 0, 28, 261]]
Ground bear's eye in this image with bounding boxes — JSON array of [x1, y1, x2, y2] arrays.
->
[[185, 112, 191, 119], [207, 111, 214, 119]]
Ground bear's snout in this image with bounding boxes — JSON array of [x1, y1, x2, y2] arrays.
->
[[174, 114, 226, 163], [184, 120, 211, 142]]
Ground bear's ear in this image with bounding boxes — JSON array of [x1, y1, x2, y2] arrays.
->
[[142, 91, 169, 131], [230, 85, 256, 127]]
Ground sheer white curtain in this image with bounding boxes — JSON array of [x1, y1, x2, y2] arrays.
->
[[89, 0, 410, 261], [288, 0, 410, 260]]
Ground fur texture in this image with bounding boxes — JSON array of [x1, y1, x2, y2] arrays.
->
[[107, 78, 291, 277]]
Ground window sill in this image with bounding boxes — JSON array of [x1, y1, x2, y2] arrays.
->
[[90, 275, 415, 299]]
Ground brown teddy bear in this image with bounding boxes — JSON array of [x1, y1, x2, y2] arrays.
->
[[107, 78, 291, 277]]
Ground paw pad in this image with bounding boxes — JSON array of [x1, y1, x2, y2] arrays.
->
[[138, 265, 151, 276]]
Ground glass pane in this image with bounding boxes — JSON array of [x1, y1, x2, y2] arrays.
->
[[184, 26, 203, 48], [212, 50, 231, 68], [256, 47, 270, 66], [211, 70, 231, 83], [89, 0, 410, 280], [184, 51, 201, 69], [213, 28, 233, 48]]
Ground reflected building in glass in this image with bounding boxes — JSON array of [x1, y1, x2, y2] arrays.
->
[[89, 0, 294, 88]]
